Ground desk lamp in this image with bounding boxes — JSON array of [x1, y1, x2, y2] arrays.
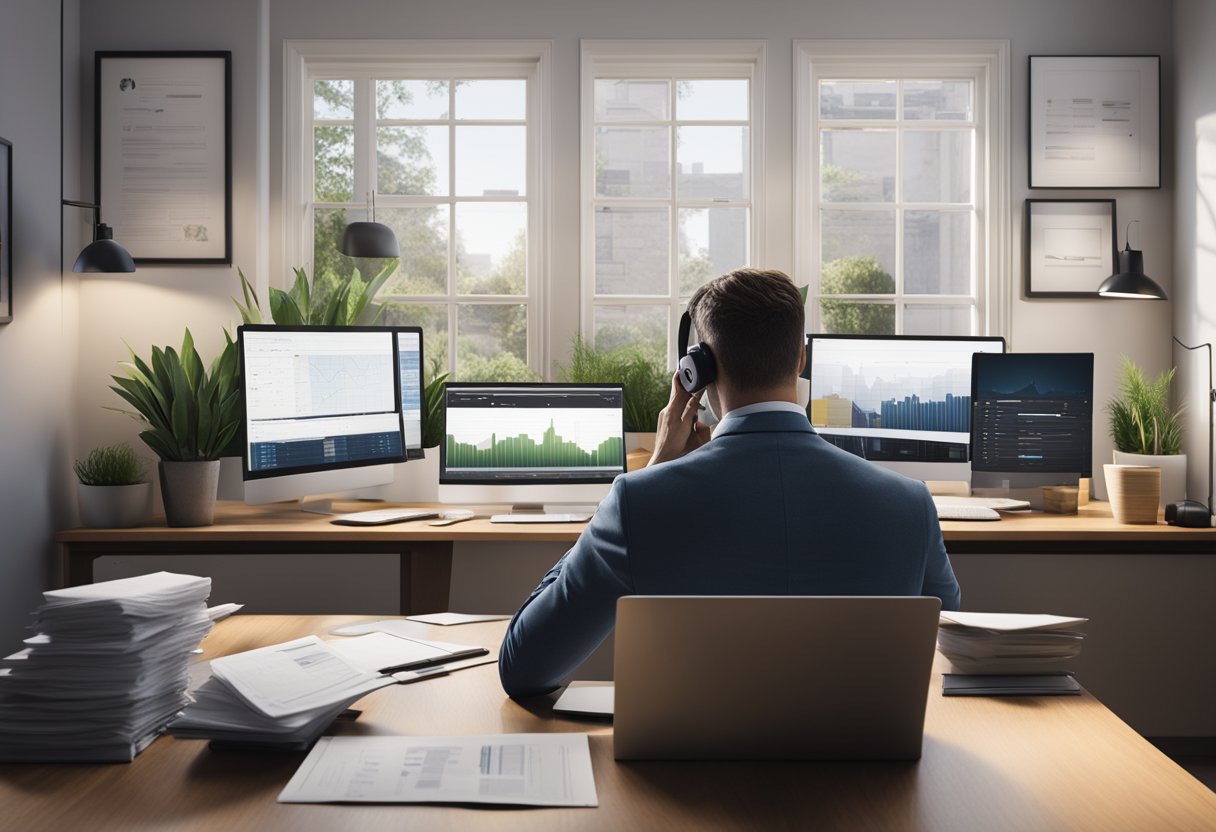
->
[[1165, 337, 1215, 528], [1097, 220, 1167, 300], [339, 191, 400, 258], [62, 199, 135, 272]]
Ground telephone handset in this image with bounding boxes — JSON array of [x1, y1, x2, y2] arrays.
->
[[677, 311, 717, 394]]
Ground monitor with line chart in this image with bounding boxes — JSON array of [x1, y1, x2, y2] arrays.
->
[[237, 325, 423, 512], [439, 383, 626, 508]]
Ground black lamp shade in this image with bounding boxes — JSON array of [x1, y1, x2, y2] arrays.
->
[[339, 221, 400, 258], [1097, 246, 1167, 300], [72, 238, 136, 273]]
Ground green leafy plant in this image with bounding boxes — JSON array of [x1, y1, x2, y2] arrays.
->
[[107, 329, 242, 462], [555, 336, 669, 433], [422, 357, 451, 449], [233, 264, 395, 327], [1108, 356, 1184, 455], [819, 256, 895, 335], [73, 443, 147, 486]]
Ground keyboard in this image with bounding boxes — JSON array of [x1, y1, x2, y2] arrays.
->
[[330, 509, 439, 526], [934, 503, 1001, 521], [489, 513, 591, 524], [933, 496, 1032, 511]]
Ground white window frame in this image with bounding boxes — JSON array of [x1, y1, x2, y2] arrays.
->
[[794, 40, 1010, 339], [284, 40, 552, 376], [581, 40, 766, 370]]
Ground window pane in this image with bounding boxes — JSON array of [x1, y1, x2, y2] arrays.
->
[[821, 129, 895, 203], [456, 203, 527, 295], [594, 305, 667, 363], [904, 130, 971, 204], [314, 125, 353, 202], [457, 304, 533, 381], [595, 125, 670, 197], [679, 207, 747, 296], [677, 126, 748, 200], [456, 80, 526, 120], [676, 79, 748, 121], [818, 300, 895, 335], [376, 206, 449, 296], [820, 210, 896, 278], [313, 207, 357, 286], [377, 126, 448, 196], [904, 211, 971, 295], [380, 302, 450, 373], [595, 79, 669, 121], [595, 206, 669, 296], [903, 304, 973, 336], [455, 126, 526, 196], [903, 81, 972, 121], [820, 81, 897, 120], [377, 80, 448, 120], [314, 80, 353, 120]]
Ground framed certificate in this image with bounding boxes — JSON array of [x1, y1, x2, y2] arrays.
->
[[95, 51, 231, 264], [1029, 55, 1160, 189], [1024, 199, 1117, 298]]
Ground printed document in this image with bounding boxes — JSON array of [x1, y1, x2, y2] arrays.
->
[[278, 733, 598, 807]]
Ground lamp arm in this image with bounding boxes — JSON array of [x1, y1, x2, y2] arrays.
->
[[1172, 336, 1215, 513], [62, 199, 102, 238]]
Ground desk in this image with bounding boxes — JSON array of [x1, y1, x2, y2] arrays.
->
[[2, 614, 1213, 832]]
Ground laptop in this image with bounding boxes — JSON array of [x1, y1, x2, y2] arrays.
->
[[612, 596, 941, 761]]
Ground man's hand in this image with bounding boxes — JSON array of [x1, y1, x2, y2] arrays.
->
[[647, 372, 712, 466]]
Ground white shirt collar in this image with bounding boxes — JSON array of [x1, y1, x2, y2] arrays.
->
[[721, 400, 806, 420]]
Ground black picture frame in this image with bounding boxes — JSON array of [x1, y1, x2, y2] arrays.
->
[[1028, 55, 1161, 189], [95, 51, 232, 265], [1024, 199, 1117, 298], [0, 136, 11, 324]]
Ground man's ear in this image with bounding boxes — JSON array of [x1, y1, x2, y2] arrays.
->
[[796, 342, 808, 376]]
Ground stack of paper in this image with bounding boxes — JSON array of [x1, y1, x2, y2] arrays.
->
[[0, 572, 213, 762], [937, 611, 1088, 686], [170, 636, 397, 749]]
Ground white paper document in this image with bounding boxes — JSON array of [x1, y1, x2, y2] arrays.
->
[[939, 612, 1088, 632], [326, 632, 487, 674], [278, 733, 598, 807], [406, 613, 512, 626], [553, 681, 615, 718]]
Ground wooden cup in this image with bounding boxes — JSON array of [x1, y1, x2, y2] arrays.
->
[[1103, 464, 1161, 524], [1042, 485, 1079, 514]]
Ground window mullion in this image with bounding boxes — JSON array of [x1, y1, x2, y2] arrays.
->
[[448, 78, 458, 374], [353, 79, 373, 215]]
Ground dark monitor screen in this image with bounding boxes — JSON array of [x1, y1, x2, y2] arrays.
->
[[805, 334, 1006, 464], [970, 352, 1094, 476]]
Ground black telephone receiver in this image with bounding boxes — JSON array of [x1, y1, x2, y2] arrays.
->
[[677, 311, 717, 394]]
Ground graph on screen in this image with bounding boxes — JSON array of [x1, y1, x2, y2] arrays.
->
[[445, 408, 624, 470]]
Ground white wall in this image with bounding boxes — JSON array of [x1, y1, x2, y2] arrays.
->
[[73, 0, 1177, 614], [1173, 0, 1216, 509], [0, 0, 78, 653]]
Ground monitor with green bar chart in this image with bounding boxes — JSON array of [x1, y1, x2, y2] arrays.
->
[[439, 383, 626, 510]]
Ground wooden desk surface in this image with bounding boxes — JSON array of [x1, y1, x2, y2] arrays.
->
[[3, 615, 1213, 832]]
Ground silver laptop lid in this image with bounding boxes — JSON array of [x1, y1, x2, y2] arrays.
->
[[613, 596, 941, 761]]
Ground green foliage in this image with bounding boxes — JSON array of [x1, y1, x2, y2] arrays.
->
[[234, 265, 394, 328], [1108, 357, 1184, 455], [556, 336, 669, 433], [819, 256, 895, 335], [73, 443, 147, 486], [457, 352, 539, 383], [421, 357, 450, 449], [107, 330, 242, 462]]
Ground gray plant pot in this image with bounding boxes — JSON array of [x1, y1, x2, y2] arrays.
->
[[77, 482, 153, 528], [159, 460, 221, 527]]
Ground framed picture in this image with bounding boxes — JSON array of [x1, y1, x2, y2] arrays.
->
[[95, 51, 231, 264], [1029, 55, 1160, 188], [1024, 199, 1117, 298], [0, 136, 11, 324]]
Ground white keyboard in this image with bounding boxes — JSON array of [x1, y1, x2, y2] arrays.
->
[[490, 513, 591, 524], [330, 509, 439, 526], [933, 496, 1031, 511], [934, 503, 1001, 521]]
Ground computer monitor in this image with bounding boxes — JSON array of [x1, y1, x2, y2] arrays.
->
[[238, 325, 423, 511], [970, 352, 1094, 496], [438, 383, 626, 513], [805, 335, 1006, 483]]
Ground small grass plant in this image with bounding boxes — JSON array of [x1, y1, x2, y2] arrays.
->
[[73, 443, 147, 486], [1108, 356, 1183, 456]]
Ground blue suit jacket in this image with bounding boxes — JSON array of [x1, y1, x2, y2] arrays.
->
[[498, 409, 961, 698]]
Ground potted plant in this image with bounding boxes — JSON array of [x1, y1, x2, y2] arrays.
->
[[108, 329, 242, 527], [555, 336, 668, 451], [73, 443, 153, 528], [1107, 356, 1186, 506]]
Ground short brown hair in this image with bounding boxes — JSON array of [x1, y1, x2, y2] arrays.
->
[[687, 269, 805, 392]]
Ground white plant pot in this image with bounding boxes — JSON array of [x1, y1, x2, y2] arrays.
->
[[1112, 452, 1187, 507], [77, 482, 153, 528]]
